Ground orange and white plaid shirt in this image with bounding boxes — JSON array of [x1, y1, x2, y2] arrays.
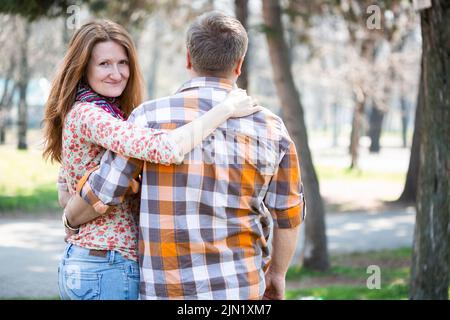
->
[[79, 77, 306, 300]]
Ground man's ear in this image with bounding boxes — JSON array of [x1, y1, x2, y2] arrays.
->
[[186, 50, 193, 70], [234, 57, 245, 76]]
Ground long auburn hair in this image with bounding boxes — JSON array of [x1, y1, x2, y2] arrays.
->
[[43, 20, 144, 163]]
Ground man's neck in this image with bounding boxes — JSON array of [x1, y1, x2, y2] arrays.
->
[[190, 71, 236, 83]]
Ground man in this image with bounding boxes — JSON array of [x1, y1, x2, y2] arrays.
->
[[68, 11, 305, 300]]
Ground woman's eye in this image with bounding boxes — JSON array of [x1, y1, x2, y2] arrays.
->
[[99, 61, 109, 66], [119, 60, 129, 65]]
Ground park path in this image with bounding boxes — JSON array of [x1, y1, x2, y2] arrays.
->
[[0, 209, 415, 298]]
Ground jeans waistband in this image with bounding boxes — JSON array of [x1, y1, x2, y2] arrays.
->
[[63, 243, 126, 264]]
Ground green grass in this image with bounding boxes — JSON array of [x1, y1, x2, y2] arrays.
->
[[286, 248, 416, 300], [0, 145, 60, 213], [286, 284, 409, 300], [287, 265, 368, 280]]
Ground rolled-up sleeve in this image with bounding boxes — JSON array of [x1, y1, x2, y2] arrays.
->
[[90, 152, 142, 205], [263, 141, 306, 229]]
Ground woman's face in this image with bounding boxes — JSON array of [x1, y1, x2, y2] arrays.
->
[[86, 41, 130, 98]]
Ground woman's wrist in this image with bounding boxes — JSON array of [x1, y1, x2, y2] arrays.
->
[[62, 204, 80, 232], [62, 210, 80, 231]]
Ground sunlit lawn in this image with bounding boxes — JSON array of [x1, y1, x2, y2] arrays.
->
[[287, 285, 409, 300], [316, 165, 405, 182], [0, 145, 60, 213]]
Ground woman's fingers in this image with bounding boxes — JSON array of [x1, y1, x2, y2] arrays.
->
[[225, 89, 263, 118]]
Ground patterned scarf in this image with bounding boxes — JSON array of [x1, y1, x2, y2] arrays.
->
[[75, 82, 125, 120]]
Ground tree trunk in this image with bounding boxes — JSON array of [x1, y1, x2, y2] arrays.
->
[[0, 126, 4, 144], [410, 0, 450, 300], [0, 67, 15, 145], [262, 0, 329, 271], [0, 104, 6, 144], [368, 103, 384, 153], [62, 16, 71, 47], [235, 0, 249, 91], [400, 96, 409, 148], [348, 38, 374, 169], [0, 84, 16, 145], [17, 81, 28, 150], [397, 68, 422, 204], [349, 92, 365, 169], [17, 20, 30, 150]]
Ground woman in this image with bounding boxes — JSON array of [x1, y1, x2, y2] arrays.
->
[[43, 20, 259, 300]]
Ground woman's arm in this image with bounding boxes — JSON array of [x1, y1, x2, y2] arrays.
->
[[56, 167, 83, 241], [65, 193, 103, 228], [70, 89, 259, 166], [168, 89, 261, 157], [57, 167, 71, 208], [71, 103, 181, 164]]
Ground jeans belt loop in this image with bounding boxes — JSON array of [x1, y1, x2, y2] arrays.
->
[[109, 250, 115, 264], [65, 243, 73, 260]]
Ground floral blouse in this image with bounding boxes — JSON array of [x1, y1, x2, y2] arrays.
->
[[60, 102, 183, 261]]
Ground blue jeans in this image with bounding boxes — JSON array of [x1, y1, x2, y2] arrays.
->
[[58, 243, 140, 300]]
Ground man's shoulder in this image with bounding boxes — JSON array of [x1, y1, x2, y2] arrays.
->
[[128, 93, 185, 124], [257, 106, 282, 124], [254, 106, 291, 139], [134, 94, 181, 113]]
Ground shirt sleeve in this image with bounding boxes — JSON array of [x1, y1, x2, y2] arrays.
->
[[78, 153, 143, 207], [263, 140, 306, 229], [69, 102, 183, 165]]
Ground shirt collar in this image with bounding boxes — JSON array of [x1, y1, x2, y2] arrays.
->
[[176, 76, 236, 94]]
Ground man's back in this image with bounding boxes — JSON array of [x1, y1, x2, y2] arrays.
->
[[130, 77, 305, 299], [76, 11, 305, 300]]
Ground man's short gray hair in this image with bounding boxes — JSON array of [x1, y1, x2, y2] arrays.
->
[[186, 11, 248, 76]]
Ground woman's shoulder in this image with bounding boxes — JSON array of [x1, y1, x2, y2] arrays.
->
[[70, 101, 101, 113], [64, 102, 97, 129], [67, 101, 112, 120]]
